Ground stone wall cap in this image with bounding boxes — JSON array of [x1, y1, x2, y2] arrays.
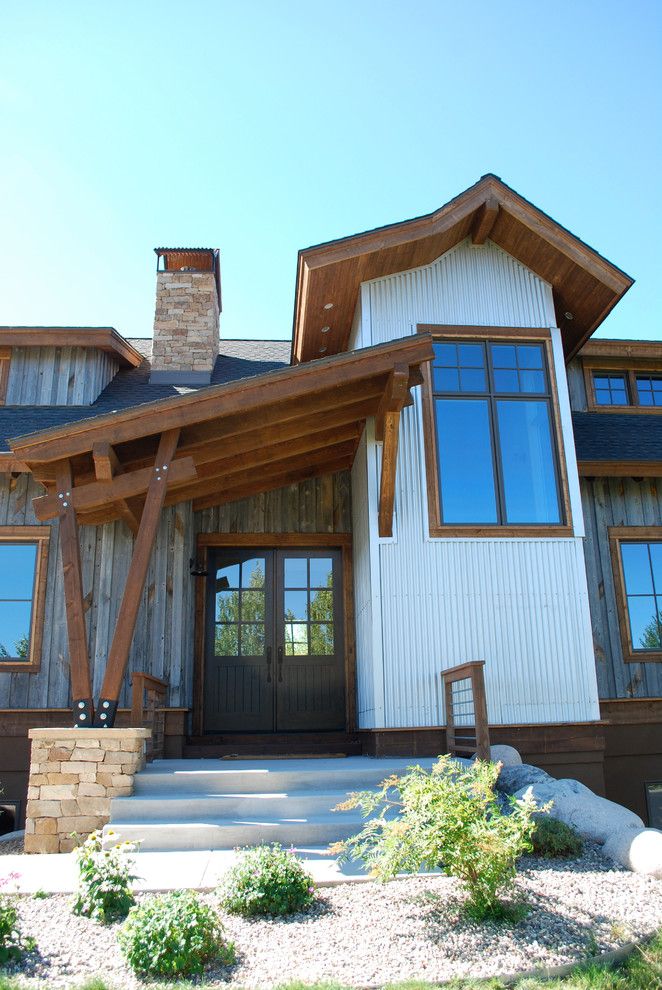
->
[[28, 727, 152, 740]]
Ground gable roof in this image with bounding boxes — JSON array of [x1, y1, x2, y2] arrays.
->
[[292, 174, 634, 364], [0, 327, 143, 367]]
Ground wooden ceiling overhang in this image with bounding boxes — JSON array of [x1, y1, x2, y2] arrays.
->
[[292, 174, 634, 365], [0, 327, 143, 368], [10, 333, 433, 536]]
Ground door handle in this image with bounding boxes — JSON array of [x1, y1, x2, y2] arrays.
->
[[277, 645, 283, 682], [266, 646, 272, 683]]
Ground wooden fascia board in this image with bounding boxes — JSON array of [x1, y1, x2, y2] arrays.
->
[[580, 340, 662, 361], [11, 334, 434, 462], [579, 460, 662, 477], [0, 454, 29, 474], [0, 328, 143, 367]]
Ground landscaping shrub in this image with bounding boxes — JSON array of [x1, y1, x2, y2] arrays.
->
[[530, 814, 583, 859], [71, 830, 137, 923], [333, 755, 545, 921], [0, 873, 35, 965], [219, 844, 316, 917], [118, 890, 234, 978]]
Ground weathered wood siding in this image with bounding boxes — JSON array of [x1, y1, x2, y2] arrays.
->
[[566, 356, 587, 411], [6, 347, 118, 405], [582, 476, 662, 698], [0, 470, 351, 713]]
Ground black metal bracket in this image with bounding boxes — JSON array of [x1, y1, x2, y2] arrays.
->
[[93, 698, 118, 727], [73, 698, 94, 727]]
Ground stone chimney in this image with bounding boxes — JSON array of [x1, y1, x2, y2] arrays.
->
[[150, 248, 221, 385]]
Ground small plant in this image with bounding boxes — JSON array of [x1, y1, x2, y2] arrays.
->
[[71, 830, 138, 923], [118, 890, 234, 978], [219, 844, 316, 917], [31, 888, 50, 900], [530, 814, 583, 859], [333, 755, 545, 921], [0, 873, 35, 965]]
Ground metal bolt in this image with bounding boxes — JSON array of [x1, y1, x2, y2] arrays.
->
[[79, 713, 86, 721]]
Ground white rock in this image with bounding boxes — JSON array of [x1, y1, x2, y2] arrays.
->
[[513, 778, 644, 844], [487, 744, 522, 766], [602, 826, 662, 878]]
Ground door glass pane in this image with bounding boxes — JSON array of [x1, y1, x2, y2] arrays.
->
[[496, 400, 560, 524], [310, 588, 333, 622], [435, 398, 498, 524], [284, 557, 307, 588], [216, 589, 239, 622], [240, 624, 265, 656], [284, 590, 308, 621], [242, 558, 265, 588], [216, 563, 239, 589], [285, 622, 308, 655], [215, 624, 238, 656], [627, 596, 661, 650], [241, 590, 265, 622], [310, 623, 334, 655], [0, 600, 32, 660], [621, 544, 653, 595], [0, 544, 37, 600], [310, 558, 333, 588]]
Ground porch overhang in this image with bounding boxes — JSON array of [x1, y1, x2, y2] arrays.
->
[[10, 333, 433, 533]]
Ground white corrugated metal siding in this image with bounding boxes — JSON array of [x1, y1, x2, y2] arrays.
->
[[350, 238, 600, 729]]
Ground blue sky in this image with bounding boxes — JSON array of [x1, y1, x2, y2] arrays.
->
[[0, 1, 660, 342]]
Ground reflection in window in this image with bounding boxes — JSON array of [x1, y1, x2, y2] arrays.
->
[[431, 339, 561, 526], [620, 542, 662, 651], [0, 543, 37, 661], [636, 376, 662, 407], [214, 557, 265, 657], [284, 556, 334, 656], [593, 372, 629, 406]]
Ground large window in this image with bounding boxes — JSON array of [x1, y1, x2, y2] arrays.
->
[[0, 528, 50, 672], [422, 331, 568, 534], [610, 527, 662, 663]]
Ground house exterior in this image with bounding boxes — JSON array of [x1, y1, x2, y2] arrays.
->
[[0, 175, 660, 833]]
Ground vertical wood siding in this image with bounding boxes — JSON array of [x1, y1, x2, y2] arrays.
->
[[0, 472, 351, 713], [582, 476, 662, 699], [6, 347, 118, 405], [349, 238, 601, 728], [566, 357, 588, 411]]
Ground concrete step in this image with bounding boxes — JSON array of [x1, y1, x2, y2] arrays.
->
[[105, 813, 367, 851], [110, 789, 358, 822]]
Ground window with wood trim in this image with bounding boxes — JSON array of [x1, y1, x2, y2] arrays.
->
[[609, 527, 662, 663], [420, 326, 572, 537], [585, 362, 662, 413], [0, 527, 50, 672]]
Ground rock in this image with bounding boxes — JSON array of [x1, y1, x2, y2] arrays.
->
[[602, 826, 662, 878], [513, 778, 644, 844], [496, 763, 555, 795], [486, 744, 522, 766]]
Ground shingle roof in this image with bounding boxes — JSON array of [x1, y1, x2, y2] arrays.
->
[[0, 339, 291, 451], [572, 412, 662, 463]]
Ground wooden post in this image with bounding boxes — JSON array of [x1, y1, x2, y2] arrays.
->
[[95, 429, 180, 726], [378, 410, 401, 538], [55, 460, 94, 726]]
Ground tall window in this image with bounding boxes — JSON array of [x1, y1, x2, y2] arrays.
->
[[610, 528, 662, 662], [428, 338, 564, 529], [0, 529, 50, 672]]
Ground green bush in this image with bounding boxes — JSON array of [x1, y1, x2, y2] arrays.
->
[[118, 890, 234, 978], [219, 844, 316, 917], [333, 755, 546, 921], [71, 830, 137, 923], [530, 814, 583, 859], [0, 873, 35, 965]]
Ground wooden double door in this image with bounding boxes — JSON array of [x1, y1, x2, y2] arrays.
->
[[203, 548, 345, 733]]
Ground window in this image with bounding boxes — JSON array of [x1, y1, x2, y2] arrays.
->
[[635, 375, 662, 407], [585, 364, 662, 412], [609, 527, 662, 663], [422, 329, 569, 535], [592, 372, 629, 406], [0, 527, 50, 672]]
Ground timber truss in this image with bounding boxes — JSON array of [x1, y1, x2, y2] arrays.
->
[[7, 334, 433, 726]]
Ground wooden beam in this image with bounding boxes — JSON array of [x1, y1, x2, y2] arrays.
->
[[0, 454, 29, 474], [95, 429, 180, 723], [378, 410, 401, 538], [33, 456, 197, 522], [0, 328, 143, 367], [54, 460, 94, 726], [375, 364, 410, 442], [579, 460, 662, 478], [471, 196, 500, 245], [92, 442, 122, 482]]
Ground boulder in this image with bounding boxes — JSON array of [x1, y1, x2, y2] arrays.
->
[[487, 744, 522, 767], [497, 763, 555, 796], [513, 778, 644, 844], [602, 826, 662, 878]]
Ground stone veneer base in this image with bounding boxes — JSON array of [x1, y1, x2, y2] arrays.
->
[[25, 727, 151, 853]]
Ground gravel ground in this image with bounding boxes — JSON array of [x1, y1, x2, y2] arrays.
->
[[0, 836, 24, 855], [2, 845, 661, 989]]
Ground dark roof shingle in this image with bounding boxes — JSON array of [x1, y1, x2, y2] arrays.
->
[[573, 411, 662, 463]]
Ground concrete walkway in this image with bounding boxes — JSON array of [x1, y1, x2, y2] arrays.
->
[[0, 838, 423, 894]]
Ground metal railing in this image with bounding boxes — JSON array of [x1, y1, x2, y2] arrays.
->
[[441, 660, 490, 761]]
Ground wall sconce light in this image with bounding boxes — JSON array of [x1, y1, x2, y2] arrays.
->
[[189, 556, 208, 577]]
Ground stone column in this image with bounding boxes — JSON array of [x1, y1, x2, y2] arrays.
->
[[25, 727, 151, 853]]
